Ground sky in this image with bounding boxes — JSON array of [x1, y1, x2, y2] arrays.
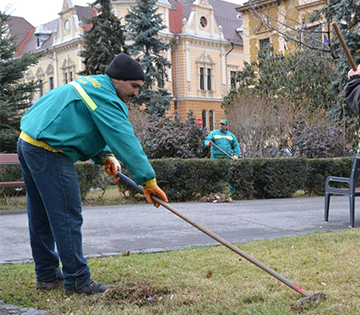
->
[[5, 0, 245, 26]]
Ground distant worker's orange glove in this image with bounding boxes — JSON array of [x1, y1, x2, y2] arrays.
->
[[142, 179, 168, 208], [103, 156, 121, 183], [207, 140, 214, 147]]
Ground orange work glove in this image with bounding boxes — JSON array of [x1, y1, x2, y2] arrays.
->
[[103, 156, 121, 183], [143, 185, 168, 208], [207, 140, 214, 147]]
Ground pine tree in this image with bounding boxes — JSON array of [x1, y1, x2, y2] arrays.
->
[[0, 11, 42, 152], [79, 0, 126, 75], [125, 0, 172, 117]]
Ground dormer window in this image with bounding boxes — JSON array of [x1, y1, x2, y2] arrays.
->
[[34, 25, 53, 48]]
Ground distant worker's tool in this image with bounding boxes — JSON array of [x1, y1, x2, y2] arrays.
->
[[332, 22, 357, 71], [212, 143, 236, 160], [117, 172, 325, 306]]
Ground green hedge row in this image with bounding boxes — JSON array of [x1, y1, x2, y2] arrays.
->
[[0, 157, 356, 202]]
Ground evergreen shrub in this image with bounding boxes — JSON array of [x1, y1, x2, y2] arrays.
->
[[151, 158, 229, 202], [0, 165, 24, 183], [251, 158, 308, 198], [228, 159, 254, 199], [305, 158, 354, 195], [1, 157, 359, 202], [0, 164, 25, 200], [75, 163, 104, 200]]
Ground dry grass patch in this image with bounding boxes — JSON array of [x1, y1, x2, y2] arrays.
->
[[0, 229, 359, 315]]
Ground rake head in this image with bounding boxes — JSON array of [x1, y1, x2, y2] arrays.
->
[[296, 292, 326, 307]]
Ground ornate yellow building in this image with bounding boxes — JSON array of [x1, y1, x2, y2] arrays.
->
[[10, 0, 244, 130], [236, 0, 326, 63]]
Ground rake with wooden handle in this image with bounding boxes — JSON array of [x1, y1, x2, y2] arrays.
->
[[117, 171, 325, 306]]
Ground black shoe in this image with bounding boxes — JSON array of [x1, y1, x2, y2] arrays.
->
[[66, 281, 109, 295], [36, 275, 64, 290]]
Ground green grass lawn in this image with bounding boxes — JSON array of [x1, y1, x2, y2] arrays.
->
[[1, 229, 359, 315]]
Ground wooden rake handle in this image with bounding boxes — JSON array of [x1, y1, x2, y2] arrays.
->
[[332, 23, 357, 71], [117, 171, 311, 297]]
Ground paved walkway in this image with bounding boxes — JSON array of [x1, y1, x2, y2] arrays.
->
[[1, 196, 358, 264]]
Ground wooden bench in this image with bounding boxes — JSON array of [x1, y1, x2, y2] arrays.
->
[[0, 153, 25, 188], [324, 154, 360, 227]]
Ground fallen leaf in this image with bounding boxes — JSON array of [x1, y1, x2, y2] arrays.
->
[[206, 272, 212, 278]]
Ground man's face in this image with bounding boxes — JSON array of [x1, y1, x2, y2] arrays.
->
[[112, 79, 143, 103], [219, 123, 227, 132]]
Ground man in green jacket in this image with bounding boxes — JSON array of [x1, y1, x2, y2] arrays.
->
[[204, 119, 240, 160], [204, 119, 240, 194], [17, 53, 168, 295]]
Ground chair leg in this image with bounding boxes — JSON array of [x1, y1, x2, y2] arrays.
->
[[325, 192, 330, 222], [349, 195, 355, 228]]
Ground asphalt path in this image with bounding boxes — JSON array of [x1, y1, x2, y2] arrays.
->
[[0, 196, 358, 264]]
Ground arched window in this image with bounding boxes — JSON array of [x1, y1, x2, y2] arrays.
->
[[209, 110, 214, 131], [202, 110, 207, 129]]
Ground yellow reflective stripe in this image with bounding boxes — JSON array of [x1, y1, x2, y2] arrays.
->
[[20, 131, 63, 153], [69, 81, 97, 111], [141, 178, 157, 189], [213, 135, 233, 141]]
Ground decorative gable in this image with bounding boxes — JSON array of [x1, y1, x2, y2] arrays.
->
[[254, 20, 272, 34], [35, 67, 45, 78], [183, 0, 222, 39]]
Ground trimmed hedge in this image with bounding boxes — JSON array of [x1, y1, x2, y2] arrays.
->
[[1, 157, 358, 202], [305, 158, 354, 195], [151, 158, 229, 201], [75, 163, 106, 200], [0, 164, 25, 201], [229, 158, 308, 199]]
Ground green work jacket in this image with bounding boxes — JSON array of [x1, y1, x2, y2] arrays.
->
[[20, 74, 155, 185], [204, 129, 240, 158]]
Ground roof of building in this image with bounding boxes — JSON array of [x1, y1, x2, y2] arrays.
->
[[7, 16, 33, 47], [10, 5, 95, 56], [169, 0, 242, 45], [75, 5, 96, 25], [20, 19, 58, 55], [10, 0, 242, 57]]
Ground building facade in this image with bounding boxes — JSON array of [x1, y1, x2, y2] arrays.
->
[[10, 0, 244, 130], [236, 0, 326, 63]]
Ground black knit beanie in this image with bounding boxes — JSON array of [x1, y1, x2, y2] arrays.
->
[[105, 53, 145, 81]]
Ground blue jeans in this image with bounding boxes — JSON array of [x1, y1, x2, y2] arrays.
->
[[17, 139, 91, 290]]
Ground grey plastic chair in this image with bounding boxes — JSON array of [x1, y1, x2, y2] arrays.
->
[[324, 153, 360, 227]]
